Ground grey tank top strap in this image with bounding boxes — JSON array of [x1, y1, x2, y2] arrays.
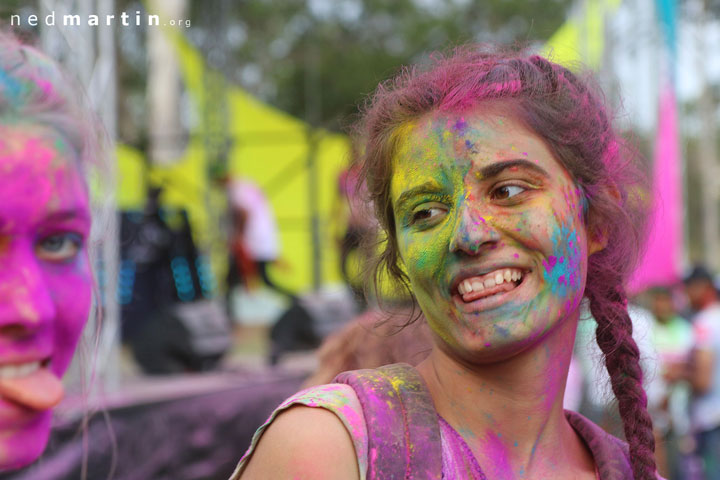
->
[[334, 363, 443, 480]]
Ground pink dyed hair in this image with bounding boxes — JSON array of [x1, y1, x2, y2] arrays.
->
[[356, 46, 655, 479]]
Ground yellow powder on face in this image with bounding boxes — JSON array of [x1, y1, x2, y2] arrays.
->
[[389, 121, 418, 165], [389, 120, 422, 204]]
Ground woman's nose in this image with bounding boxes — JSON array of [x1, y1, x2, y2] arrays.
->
[[0, 240, 55, 336], [448, 203, 500, 255]]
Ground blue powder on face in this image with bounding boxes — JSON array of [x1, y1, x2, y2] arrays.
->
[[541, 223, 581, 298], [493, 324, 510, 338]]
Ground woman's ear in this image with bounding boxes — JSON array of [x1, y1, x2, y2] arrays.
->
[[587, 184, 621, 255], [588, 226, 608, 255]]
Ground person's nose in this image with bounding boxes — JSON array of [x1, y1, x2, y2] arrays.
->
[[0, 239, 55, 337], [448, 201, 501, 255]]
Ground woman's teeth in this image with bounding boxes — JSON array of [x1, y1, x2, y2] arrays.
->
[[0, 362, 41, 379], [458, 268, 524, 295]]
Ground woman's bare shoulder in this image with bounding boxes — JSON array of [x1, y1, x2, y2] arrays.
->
[[239, 405, 360, 479]]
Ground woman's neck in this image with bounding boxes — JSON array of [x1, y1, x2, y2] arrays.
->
[[416, 313, 595, 479]]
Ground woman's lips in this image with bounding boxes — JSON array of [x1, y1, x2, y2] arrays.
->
[[461, 279, 518, 302], [0, 362, 63, 411], [453, 268, 530, 312], [457, 267, 525, 301]]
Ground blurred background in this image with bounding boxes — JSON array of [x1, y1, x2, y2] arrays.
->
[[1, 0, 720, 479]]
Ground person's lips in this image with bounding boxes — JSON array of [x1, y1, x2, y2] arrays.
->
[[449, 264, 532, 312], [456, 267, 525, 301]]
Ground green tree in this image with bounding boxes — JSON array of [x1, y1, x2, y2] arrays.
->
[[187, 0, 572, 130]]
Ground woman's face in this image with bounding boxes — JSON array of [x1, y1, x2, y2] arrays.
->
[[0, 124, 91, 470], [390, 110, 596, 363]]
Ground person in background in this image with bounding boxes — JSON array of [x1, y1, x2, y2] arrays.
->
[[226, 178, 295, 304], [666, 266, 720, 479], [647, 286, 693, 479], [301, 309, 433, 388], [0, 33, 105, 470]]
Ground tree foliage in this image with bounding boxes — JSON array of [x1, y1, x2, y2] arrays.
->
[[187, 0, 572, 130]]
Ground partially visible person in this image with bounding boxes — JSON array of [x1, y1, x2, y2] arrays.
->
[[647, 286, 693, 479], [226, 178, 307, 365], [302, 308, 432, 388], [0, 33, 104, 470], [226, 178, 295, 302], [666, 266, 720, 479]]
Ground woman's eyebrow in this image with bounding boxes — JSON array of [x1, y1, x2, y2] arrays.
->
[[43, 209, 91, 224], [479, 159, 550, 180], [395, 181, 444, 209]]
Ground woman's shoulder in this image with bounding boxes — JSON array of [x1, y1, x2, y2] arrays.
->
[[237, 404, 360, 479], [231, 384, 367, 480]]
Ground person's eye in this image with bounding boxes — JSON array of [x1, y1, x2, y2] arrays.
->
[[35, 233, 83, 262], [491, 185, 527, 201], [410, 203, 447, 227]]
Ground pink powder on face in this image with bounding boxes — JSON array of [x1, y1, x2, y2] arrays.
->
[[0, 124, 91, 470], [542, 256, 557, 273]]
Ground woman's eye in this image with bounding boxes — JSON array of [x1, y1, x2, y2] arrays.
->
[[410, 205, 447, 226], [36, 233, 83, 262], [491, 185, 526, 200]]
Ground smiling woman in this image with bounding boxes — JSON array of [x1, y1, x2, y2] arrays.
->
[[0, 33, 106, 471], [233, 46, 658, 480], [389, 111, 597, 365]]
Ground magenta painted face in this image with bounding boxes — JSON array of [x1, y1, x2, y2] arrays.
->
[[0, 124, 91, 470], [390, 111, 597, 363]]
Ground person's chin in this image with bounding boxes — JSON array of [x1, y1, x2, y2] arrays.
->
[[442, 315, 552, 365], [0, 411, 52, 471], [457, 335, 533, 364]]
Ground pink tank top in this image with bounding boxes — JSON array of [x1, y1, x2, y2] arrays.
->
[[231, 382, 637, 479]]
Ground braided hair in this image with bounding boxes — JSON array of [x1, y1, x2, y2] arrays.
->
[[355, 45, 656, 479]]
